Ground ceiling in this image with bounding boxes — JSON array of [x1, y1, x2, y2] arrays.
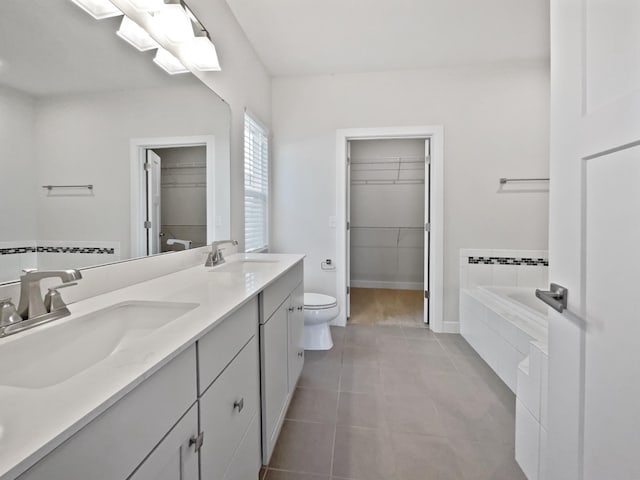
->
[[0, 0, 197, 97], [224, 0, 550, 76]]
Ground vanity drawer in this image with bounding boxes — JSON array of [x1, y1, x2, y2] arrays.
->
[[261, 261, 303, 323], [198, 297, 258, 394], [199, 336, 259, 480], [18, 346, 197, 480]]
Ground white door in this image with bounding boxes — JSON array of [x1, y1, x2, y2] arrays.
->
[[146, 150, 162, 255], [424, 138, 431, 324], [547, 1, 640, 478], [346, 141, 352, 318]]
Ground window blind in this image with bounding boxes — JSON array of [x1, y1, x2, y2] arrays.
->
[[244, 112, 269, 252]]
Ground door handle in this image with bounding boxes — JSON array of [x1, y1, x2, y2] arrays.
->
[[535, 283, 568, 313]]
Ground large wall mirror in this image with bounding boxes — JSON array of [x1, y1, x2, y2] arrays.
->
[[0, 0, 231, 284]]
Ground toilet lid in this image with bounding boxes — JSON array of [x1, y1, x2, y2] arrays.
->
[[304, 293, 337, 310]]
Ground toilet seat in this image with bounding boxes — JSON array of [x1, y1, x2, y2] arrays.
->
[[304, 293, 337, 310]]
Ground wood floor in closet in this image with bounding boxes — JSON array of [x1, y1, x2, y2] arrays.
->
[[349, 288, 423, 326]]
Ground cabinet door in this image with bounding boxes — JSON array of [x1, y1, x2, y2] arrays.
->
[[288, 282, 305, 391], [128, 404, 199, 480], [260, 300, 290, 462], [200, 337, 259, 480]]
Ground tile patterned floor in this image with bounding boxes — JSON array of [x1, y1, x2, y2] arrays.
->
[[260, 324, 526, 480]]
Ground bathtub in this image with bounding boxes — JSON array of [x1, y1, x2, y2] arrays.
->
[[459, 285, 548, 392]]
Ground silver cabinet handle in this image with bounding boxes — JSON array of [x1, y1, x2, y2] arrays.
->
[[288, 306, 294, 312], [297, 306, 303, 311], [298, 351, 304, 358], [233, 398, 244, 413], [535, 283, 568, 313]]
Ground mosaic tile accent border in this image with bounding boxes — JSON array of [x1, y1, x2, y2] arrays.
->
[[0, 246, 115, 255], [468, 256, 548, 266]]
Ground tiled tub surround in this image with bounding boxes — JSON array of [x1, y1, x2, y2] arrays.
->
[[0, 240, 120, 283], [260, 324, 526, 480], [458, 249, 549, 479], [0, 252, 303, 479], [459, 249, 549, 290]]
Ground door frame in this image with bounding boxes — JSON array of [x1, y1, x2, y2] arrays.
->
[[335, 126, 445, 332], [130, 135, 215, 258]]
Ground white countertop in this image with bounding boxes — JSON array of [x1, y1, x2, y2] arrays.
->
[[0, 253, 304, 480]]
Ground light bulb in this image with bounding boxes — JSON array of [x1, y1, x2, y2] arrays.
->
[[70, 0, 122, 19], [117, 16, 159, 51], [126, 0, 165, 12], [153, 4, 194, 44], [153, 47, 189, 74], [184, 37, 221, 71]]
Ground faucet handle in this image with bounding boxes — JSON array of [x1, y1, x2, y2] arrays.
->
[[44, 283, 77, 313], [0, 298, 23, 326]]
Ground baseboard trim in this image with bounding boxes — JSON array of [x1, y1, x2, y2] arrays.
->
[[442, 321, 460, 334]]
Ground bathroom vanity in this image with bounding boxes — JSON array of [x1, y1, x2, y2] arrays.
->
[[0, 253, 304, 480]]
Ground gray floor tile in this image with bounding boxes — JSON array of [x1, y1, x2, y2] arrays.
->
[[382, 393, 446, 437], [342, 345, 380, 366], [337, 391, 387, 429], [449, 437, 527, 480], [298, 361, 341, 391], [375, 335, 410, 352], [371, 324, 405, 337], [340, 364, 383, 394], [436, 334, 478, 357], [344, 326, 377, 346], [406, 337, 446, 354], [332, 426, 397, 479], [269, 420, 334, 475], [264, 470, 329, 480], [380, 365, 427, 396], [304, 348, 343, 366], [391, 431, 464, 480], [402, 325, 437, 339], [286, 387, 339, 424]]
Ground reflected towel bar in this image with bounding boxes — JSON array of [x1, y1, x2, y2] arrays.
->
[[42, 185, 94, 191], [499, 178, 549, 185]]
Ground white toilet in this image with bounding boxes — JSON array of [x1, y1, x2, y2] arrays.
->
[[303, 293, 338, 350]]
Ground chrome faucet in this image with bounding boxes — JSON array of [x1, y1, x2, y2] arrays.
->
[[17, 269, 82, 320], [205, 240, 238, 267]]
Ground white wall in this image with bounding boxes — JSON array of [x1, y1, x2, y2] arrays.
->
[[271, 61, 549, 326], [34, 83, 225, 260], [0, 86, 37, 241]]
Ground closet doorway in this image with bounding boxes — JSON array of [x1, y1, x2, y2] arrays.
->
[[348, 138, 429, 326], [336, 126, 444, 331]]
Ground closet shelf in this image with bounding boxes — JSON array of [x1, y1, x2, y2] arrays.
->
[[351, 179, 424, 186], [351, 226, 424, 230], [161, 163, 206, 170], [161, 182, 206, 188]]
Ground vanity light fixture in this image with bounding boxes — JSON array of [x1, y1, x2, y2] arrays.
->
[[70, 0, 122, 19], [152, 4, 195, 44], [117, 16, 159, 51], [153, 47, 189, 74]]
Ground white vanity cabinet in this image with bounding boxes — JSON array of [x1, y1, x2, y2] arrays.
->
[[17, 346, 198, 480], [259, 262, 304, 463]]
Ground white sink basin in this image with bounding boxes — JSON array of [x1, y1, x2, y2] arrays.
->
[[0, 301, 198, 389], [213, 259, 279, 273]]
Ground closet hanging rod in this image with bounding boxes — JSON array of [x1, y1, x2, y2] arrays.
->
[[161, 182, 206, 188], [161, 163, 206, 170], [351, 167, 425, 172], [499, 177, 550, 185], [351, 159, 425, 166], [351, 226, 424, 230], [350, 155, 424, 161], [42, 184, 93, 191]]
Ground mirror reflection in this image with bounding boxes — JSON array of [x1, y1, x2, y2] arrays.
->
[[0, 0, 231, 284]]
